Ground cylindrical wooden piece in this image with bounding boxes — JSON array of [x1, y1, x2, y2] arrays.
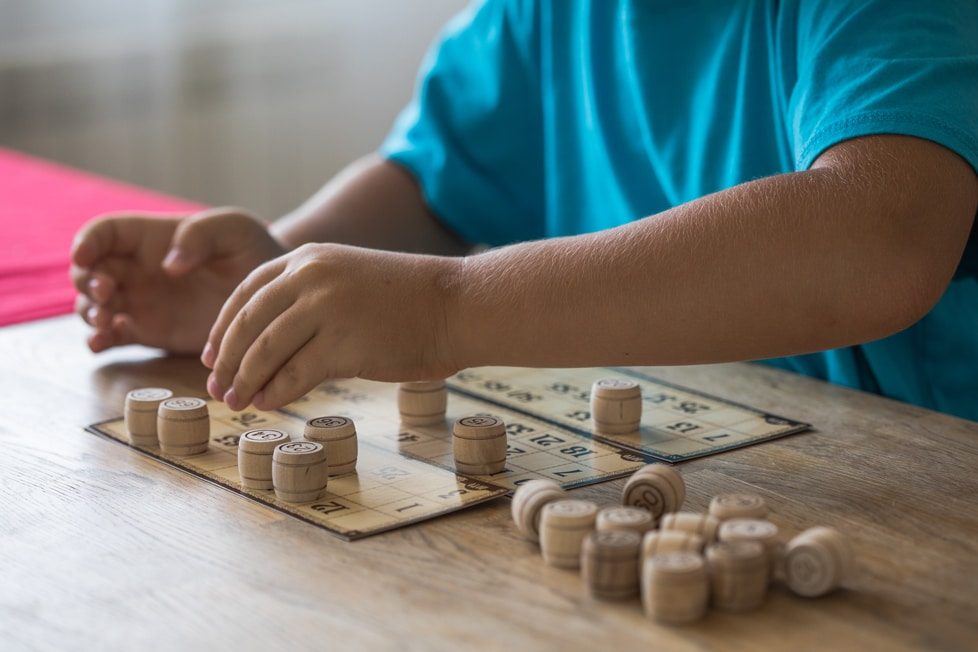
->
[[621, 464, 686, 518], [718, 518, 781, 579], [596, 506, 656, 535], [590, 378, 642, 434], [641, 552, 710, 625], [156, 397, 210, 456], [539, 499, 598, 569], [304, 416, 358, 476], [660, 512, 720, 543], [124, 387, 172, 446], [237, 429, 290, 490], [784, 526, 854, 598], [706, 541, 769, 612], [272, 441, 328, 503], [709, 493, 769, 521], [397, 381, 448, 426], [452, 415, 507, 475], [641, 530, 706, 560], [511, 479, 566, 542], [582, 530, 642, 600]]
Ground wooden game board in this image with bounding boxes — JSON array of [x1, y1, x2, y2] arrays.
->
[[87, 367, 809, 540]]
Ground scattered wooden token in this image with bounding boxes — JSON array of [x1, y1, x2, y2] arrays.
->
[[272, 441, 328, 503], [641, 551, 710, 625], [706, 541, 769, 612], [582, 530, 642, 600], [539, 499, 598, 569], [511, 479, 566, 542], [156, 397, 209, 456], [660, 512, 720, 542], [397, 381, 448, 426], [237, 429, 290, 490], [590, 378, 642, 434], [718, 518, 781, 578], [452, 415, 507, 475], [621, 464, 686, 519], [124, 387, 172, 447], [784, 526, 854, 598], [596, 506, 656, 535], [709, 493, 769, 521], [641, 531, 705, 559], [304, 416, 358, 476]]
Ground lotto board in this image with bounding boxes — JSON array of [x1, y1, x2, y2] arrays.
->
[[87, 366, 809, 540]]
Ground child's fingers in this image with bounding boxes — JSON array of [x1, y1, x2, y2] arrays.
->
[[251, 339, 324, 411], [88, 314, 137, 353], [224, 312, 317, 410], [210, 284, 296, 400], [204, 260, 286, 370], [72, 213, 178, 268], [75, 294, 96, 326]]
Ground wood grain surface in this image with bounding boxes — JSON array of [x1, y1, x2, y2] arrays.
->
[[2, 315, 977, 651]]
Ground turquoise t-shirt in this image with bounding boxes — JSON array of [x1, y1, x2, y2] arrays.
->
[[381, 0, 978, 420]]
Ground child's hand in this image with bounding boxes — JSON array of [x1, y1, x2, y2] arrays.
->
[[202, 243, 461, 410], [70, 207, 286, 354]]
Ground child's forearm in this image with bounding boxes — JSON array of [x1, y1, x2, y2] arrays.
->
[[449, 137, 977, 369], [270, 154, 470, 256]]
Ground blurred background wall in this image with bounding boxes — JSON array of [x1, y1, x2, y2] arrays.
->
[[0, 0, 464, 218]]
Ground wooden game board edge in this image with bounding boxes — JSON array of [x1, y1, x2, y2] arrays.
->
[[84, 419, 510, 541]]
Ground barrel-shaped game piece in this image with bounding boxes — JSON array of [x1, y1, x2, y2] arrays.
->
[[590, 378, 642, 434], [596, 506, 656, 535], [452, 415, 507, 475], [784, 526, 854, 598], [272, 441, 328, 503], [304, 416, 358, 476], [641, 530, 706, 560], [706, 541, 769, 612], [511, 479, 566, 542], [621, 464, 686, 519], [718, 518, 781, 578], [156, 397, 210, 456], [660, 512, 720, 543], [582, 530, 642, 600], [237, 429, 290, 490], [709, 493, 769, 521], [124, 387, 172, 446], [539, 499, 598, 569], [641, 552, 710, 625], [397, 381, 448, 426]]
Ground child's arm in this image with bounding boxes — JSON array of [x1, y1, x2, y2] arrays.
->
[[205, 135, 976, 410]]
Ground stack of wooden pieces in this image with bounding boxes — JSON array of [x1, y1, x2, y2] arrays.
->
[[590, 378, 642, 435], [582, 530, 642, 600], [304, 416, 358, 476], [706, 541, 769, 612], [237, 429, 291, 490], [156, 397, 210, 456], [124, 387, 172, 447], [452, 415, 507, 475], [641, 552, 710, 624], [272, 441, 328, 503], [539, 499, 599, 569], [718, 518, 781, 579]]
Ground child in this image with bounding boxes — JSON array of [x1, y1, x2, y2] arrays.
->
[[71, 1, 978, 420]]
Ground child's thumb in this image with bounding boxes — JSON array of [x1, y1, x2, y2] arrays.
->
[[161, 211, 225, 276]]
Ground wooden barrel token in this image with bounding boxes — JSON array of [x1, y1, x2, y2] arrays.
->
[[718, 518, 781, 578], [304, 416, 358, 476], [272, 441, 328, 503], [660, 512, 720, 543], [709, 493, 769, 521], [706, 541, 769, 612], [237, 429, 290, 490], [397, 381, 448, 426], [511, 479, 566, 542], [582, 530, 642, 600], [621, 464, 686, 519], [641, 551, 710, 625], [784, 526, 854, 598], [641, 530, 706, 560], [452, 415, 507, 475], [590, 378, 642, 434], [124, 387, 172, 446], [156, 397, 210, 456], [596, 506, 656, 535], [539, 499, 598, 569]]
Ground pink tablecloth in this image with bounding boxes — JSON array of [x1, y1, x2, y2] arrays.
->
[[0, 148, 203, 326]]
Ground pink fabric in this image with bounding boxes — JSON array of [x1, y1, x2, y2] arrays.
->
[[0, 148, 203, 326]]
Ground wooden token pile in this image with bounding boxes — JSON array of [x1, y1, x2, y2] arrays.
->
[[512, 460, 856, 625]]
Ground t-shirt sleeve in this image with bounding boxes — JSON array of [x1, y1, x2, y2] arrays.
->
[[788, 0, 978, 174], [380, 0, 544, 247]]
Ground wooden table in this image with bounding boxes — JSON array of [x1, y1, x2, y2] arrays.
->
[[2, 315, 977, 651]]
